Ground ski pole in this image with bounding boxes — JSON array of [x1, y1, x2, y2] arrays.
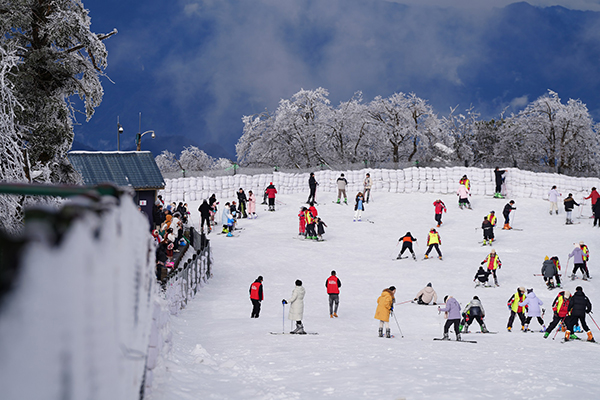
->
[[391, 311, 404, 338], [282, 303, 285, 333], [552, 317, 565, 340], [397, 299, 414, 305], [589, 314, 600, 331]]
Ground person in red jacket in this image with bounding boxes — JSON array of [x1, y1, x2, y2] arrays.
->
[[298, 207, 307, 236], [543, 290, 571, 338], [326, 271, 342, 318], [249, 276, 264, 318], [433, 199, 446, 227], [584, 187, 599, 216], [265, 182, 277, 211]]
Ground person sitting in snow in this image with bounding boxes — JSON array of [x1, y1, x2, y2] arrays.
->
[[460, 296, 489, 333], [473, 266, 492, 287], [413, 283, 437, 305]]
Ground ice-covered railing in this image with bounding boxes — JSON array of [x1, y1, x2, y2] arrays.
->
[[158, 167, 600, 204], [0, 190, 165, 399]]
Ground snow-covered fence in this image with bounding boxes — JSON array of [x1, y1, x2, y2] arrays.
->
[[0, 192, 163, 399], [158, 167, 600, 203]]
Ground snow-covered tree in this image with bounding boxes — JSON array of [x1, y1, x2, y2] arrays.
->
[[212, 157, 233, 170], [155, 150, 180, 174], [179, 146, 215, 171], [442, 105, 480, 166]]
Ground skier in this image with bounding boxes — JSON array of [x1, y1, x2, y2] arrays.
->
[[565, 286, 594, 342], [493, 167, 506, 198], [502, 200, 516, 230], [221, 202, 232, 234], [265, 182, 277, 211], [374, 286, 396, 338], [305, 208, 317, 240], [506, 286, 527, 332], [563, 193, 579, 225], [457, 183, 471, 209], [541, 256, 561, 289], [247, 190, 257, 219], [543, 290, 571, 338], [353, 192, 364, 222], [519, 288, 545, 332], [413, 282, 437, 305], [547, 185, 561, 215], [580, 241, 590, 279], [397, 232, 417, 260], [307, 172, 318, 204], [473, 266, 492, 287], [459, 174, 471, 191], [438, 295, 462, 341], [198, 199, 212, 234], [481, 249, 501, 286], [424, 228, 442, 260], [249, 276, 264, 318], [363, 173, 372, 203], [460, 296, 489, 333], [282, 280, 306, 334], [568, 243, 588, 280], [308, 202, 318, 218], [433, 199, 446, 227], [298, 207, 307, 236], [481, 216, 494, 245], [336, 173, 348, 204], [326, 271, 341, 318], [486, 210, 497, 227], [316, 217, 327, 241], [584, 187, 599, 216]]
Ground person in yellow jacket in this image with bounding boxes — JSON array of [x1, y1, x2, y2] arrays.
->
[[481, 249, 502, 286], [487, 211, 497, 227], [424, 228, 442, 260], [374, 286, 396, 338], [506, 286, 527, 332]]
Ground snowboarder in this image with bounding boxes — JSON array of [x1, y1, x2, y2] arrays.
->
[[438, 295, 462, 340], [413, 282, 437, 305], [502, 200, 516, 230], [282, 280, 306, 334], [237, 188, 248, 218], [494, 167, 506, 198], [307, 172, 318, 204], [548, 185, 561, 215], [249, 276, 264, 318], [519, 288, 545, 332], [541, 256, 562, 289], [326, 271, 341, 318], [316, 217, 327, 241], [481, 249, 501, 286], [460, 296, 489, 333], [336, 173, 348, 204], [580, 241, 590, 279], [374, 286, 396, 338], [568, 243, 588, 280], [543, 290, 571, 338], [563, 193, 579, 224], [459, 174, 471, 191], [507, 287, 527, 332], [457, 183, 471, 209], [397, 232, 417, 260], [433, 199, 446, 227], [565, 286, 594, 342], [424, 228, 442, 260], [198, 199, 212, 234], [473, 266, 492, 287], [298, 207, 307, 236], [363, 173, 372, 203], [247, 190, 256, 219], [481, 216, 494, 245], [354, 192, 365, 222], [265, 182, 277, 211]]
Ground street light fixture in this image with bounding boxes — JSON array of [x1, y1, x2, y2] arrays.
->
[[117, 117, 124, 151], [136, 130, 155, 151]]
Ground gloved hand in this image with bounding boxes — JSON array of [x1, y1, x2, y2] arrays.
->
[[282, 299, 287, 305], [390, 307, 394, 312], [433, 302, 437, 305]]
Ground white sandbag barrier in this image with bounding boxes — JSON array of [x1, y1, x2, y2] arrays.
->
[[158, 168, 600, 205]]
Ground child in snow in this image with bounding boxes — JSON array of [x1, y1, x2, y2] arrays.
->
[[424, 228, 442, 260], [563, 193, 579, 225], [507, 287, 527, 332], [460, 296, 489, 333], [519, 288, 545, 332], [282, 280, 306, 334], [247, 190, 256, 219], [397, 232, 417, 260], [305, 209, 317, 239], [543, 290, 571, 338], [580, 241, 590, 278], [374, 286, 396, 338], [457, 184, 471, 209], [438, 295, 462, 340], [354, 192, 364, 222], [548, 185, 561, 215], [413, 283, 437, 305], [316, 217, 327, 241], [502, 200, 516, 230], [568, 243, 588, 280], [433, 199, 446, 227], [541, 256, 561, 289], [298, 207, 307, 236], [473, 266, 491, 287], [481, 249, 501, 286], [481, 216, 494, 245]]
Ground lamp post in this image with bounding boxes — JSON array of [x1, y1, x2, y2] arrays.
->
[[117, 117, 124, 151], [136, 130, 155, 151]]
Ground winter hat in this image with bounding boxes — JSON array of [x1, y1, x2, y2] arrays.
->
[[473, 296, 479, 300], [491, 249, 496, 254], [341, 173, 345, 177], [527, 288, 533, 294], [576, 286, 583, 292], [389, 286, 396, 291], [270, 182, 273, 185], [443, 295, 449, 303], [544, 255, 549, 260], [295, 279, 303, 286], [490, 210, 495, 214], [518, 286, 526, 293], [257, 276, 263, 281], [569, 193, 573, 197], [427, 282, 432, 287], [580, 241, 585, 245], [564, 291, 571, 298]]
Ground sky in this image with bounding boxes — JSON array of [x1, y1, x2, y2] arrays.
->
[[74, 0, 600, 159]]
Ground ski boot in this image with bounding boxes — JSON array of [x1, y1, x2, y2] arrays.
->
[[378, 328, 383, 337], [467, 204, 472, 210], [482, 240, 487, 245], [330, 314, 334, 318], [412, 253, 417, 261], [540, 325, 546, 333], [353, 218, 356, 222], [481, 325, 489, 333], [543, 331, 550, 339], [333, 313, 338, 318], [226, 232, 233, 237], [456, 333, 462, 341], [424, 254, 429, 259], [459, 324, 465, 333], [587, 331, 595, 342], [336, 199, 340, 204], [438, 256, 443, 260], [459, 204, 463, 210], [507, 326, 512, 332], [442, 333, 450, 340], [385, 329, 391, 338]]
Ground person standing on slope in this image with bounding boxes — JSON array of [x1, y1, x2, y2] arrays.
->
[[237, 188, 248, 218], [547, 185, 561, 215], [565, 286, 594, 342], [282, 280, 306, 334], [580, 241, 590, 279], [457, 183, 471, 210], [397, 232, 418, 260], [305, 207, 317, 240], [438, 295, 462, 340], [363, 173, 372, 203], [481, 216, 494, 246], [543, 290, 571, 338], [374, 286, 396, 338], [541, 256, 562, 289], [316, 217, 328, 241], [265, 182, 277, 211], [459, 174, 471, 191], [424, 228, 443, 260], [494, 167, 506, 198], [433, 199, 446, 227], [413, 282, 437, 305], [568, 243, 588, 280], [298, 207, 307, 236], [326, 271, 342, 318], [460, 296, 489, 333], [307, 172, 318, 204], [563, 193, 579, 225], [506, 286, 527, 332], [336, 173, 348, 204], [198, 199, 212, 234], [481, 249, 501, 286], [247, 190, 256, 219], [502, 200, 516, 230], [354, 192, 365, 222], [584, 187, 599, 216], [519, 288, 545, 332], [249, 276, 264, 318]]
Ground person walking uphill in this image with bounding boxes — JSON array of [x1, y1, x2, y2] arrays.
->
[[265, 182, 277, 211], [249, 276, 264, 318], [336, 173, 348, 204], [438, 295, 462, 340], [326, 271, 342, 318], [374, 286, 396, 338], [282, 280, 306, 334], [565, 286, 594, 342], [433, 199, 446, 227], [307, 172, 318, 204]]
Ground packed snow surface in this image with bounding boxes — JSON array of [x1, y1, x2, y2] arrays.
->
[[149, 191, 600, 400]]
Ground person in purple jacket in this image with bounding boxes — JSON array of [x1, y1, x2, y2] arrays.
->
[[438, 295, 462, 340], [568, 243, 588, 280]]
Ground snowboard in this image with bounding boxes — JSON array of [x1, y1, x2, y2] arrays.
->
[[433, 338, 477, 343]]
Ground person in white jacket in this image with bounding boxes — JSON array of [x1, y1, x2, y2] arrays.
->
[[457, 184, 471, 209], [413, 283, 437, 305], [548, 185, 561, 215], [519, 288, 545, 332], [283, 280, 306, 334]]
